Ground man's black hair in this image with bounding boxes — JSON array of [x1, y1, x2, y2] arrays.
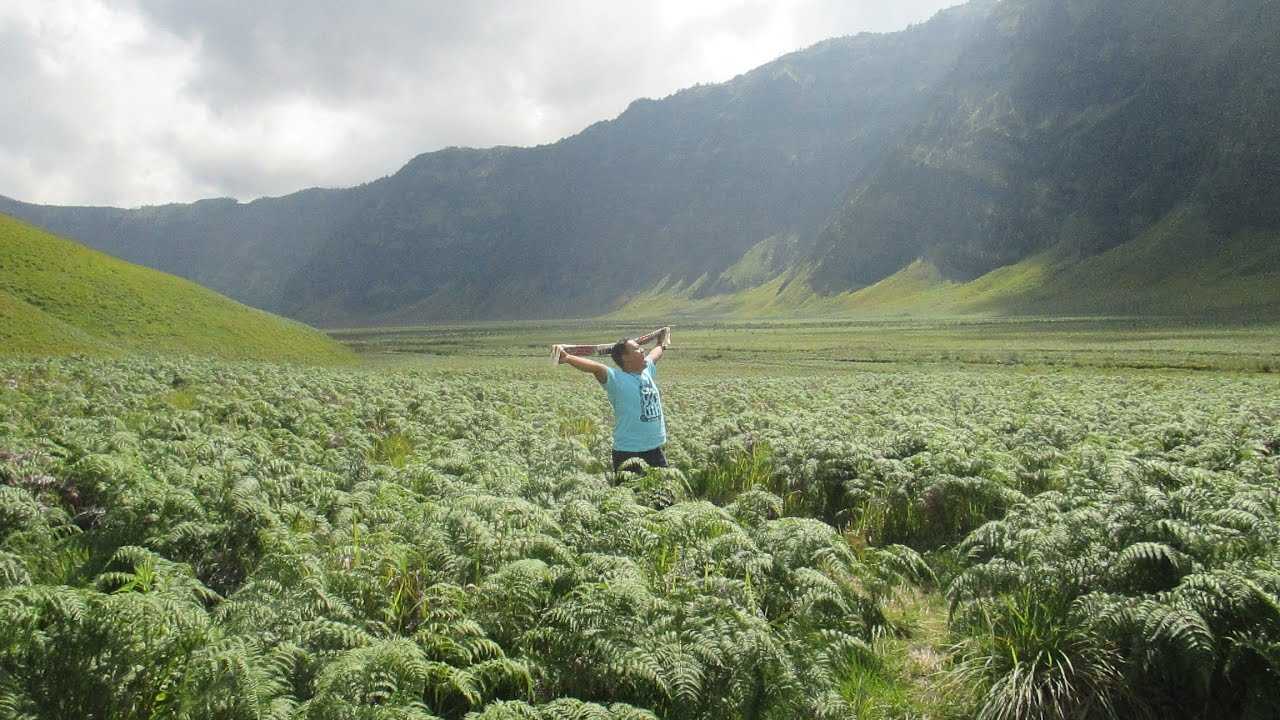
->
[[609, 339, 629, 367]]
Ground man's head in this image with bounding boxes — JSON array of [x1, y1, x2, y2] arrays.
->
[[609, 338, 646, 372]]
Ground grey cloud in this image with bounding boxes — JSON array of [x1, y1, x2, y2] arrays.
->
[[3, 0, 958, 207], [133, 1, 478, 105], [0, 17, 171, 207]]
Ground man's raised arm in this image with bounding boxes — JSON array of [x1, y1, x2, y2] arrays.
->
[[646, 327, 671, 363], [556, 345, 609, 383]]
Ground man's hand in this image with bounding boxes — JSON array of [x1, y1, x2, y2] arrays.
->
[[647, 328, 670, 364]]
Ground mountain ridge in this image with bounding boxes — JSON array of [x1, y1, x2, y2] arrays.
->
[[3, 0, 1277, 325]]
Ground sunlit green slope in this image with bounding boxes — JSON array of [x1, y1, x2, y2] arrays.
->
[[611, 206, 1280, 321], [1003, 208, 1280, 319], [0, 213, 353, 362]]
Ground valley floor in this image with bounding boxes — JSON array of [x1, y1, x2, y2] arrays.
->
[[1, 317, 1277, 718], [330, 316, 1280, 375]]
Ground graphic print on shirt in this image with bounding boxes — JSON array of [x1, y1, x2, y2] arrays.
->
[[639, 376, 661, 422]]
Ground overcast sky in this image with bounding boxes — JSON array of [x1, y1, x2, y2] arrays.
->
[[3, 1, 957, 208]]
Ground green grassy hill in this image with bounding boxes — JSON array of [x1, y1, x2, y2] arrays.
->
[[0, 213, 353, 362]]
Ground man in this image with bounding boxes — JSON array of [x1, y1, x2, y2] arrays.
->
[[557, 327, 670, 473]]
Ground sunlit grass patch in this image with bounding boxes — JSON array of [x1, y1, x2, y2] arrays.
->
[[368, 431, 416, 467], [689, 440, 775, 505], [558, 415, 597, 439], [840, 589, 959, 720], [841, 643, 918, 720], [160, 387, 198, 410]]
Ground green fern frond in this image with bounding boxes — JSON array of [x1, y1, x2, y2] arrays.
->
[[1115, 542, 1194, 578], [0, 552, 29, 588]]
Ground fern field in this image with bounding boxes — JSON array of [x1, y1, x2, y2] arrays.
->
[[1, 357, 1277, 719]]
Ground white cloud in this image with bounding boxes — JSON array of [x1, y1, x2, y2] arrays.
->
[[0, 0, 958, 207]]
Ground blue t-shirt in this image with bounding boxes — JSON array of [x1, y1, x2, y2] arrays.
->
[[603, 359, 667, 451]]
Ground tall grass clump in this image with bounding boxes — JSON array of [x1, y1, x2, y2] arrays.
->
[[946, 445, 1280, 719]]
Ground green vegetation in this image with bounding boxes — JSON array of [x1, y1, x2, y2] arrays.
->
[[1, 319, 1277, 718], [0, 213, 353, 363]]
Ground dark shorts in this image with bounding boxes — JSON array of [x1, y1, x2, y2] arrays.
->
[[612, 446, 669, 474]]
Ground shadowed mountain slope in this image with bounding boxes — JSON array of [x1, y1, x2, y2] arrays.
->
[[810, 0, 1280, 292], [1, 3, 992, 324]]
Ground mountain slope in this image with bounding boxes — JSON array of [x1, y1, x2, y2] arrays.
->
[[0, 2, 993, 324], [0, 189, 363, 314], [610, 204, 1280, 321], [1004, 207, 1280, 318], [810, 0, 1280, 292], [283, 7, 990, 325], [3, 0, 1278, 323], [0, 214, 353, 362]]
